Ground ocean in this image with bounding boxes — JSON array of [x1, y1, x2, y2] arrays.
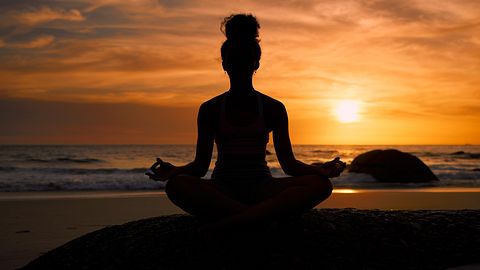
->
[[0, 145, 479, 192]]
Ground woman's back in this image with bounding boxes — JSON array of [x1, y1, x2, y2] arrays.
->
[[216, 91, 268, 158], [211, 90, 271, 181]]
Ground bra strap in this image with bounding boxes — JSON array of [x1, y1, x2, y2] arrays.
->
[[256, 91, 264, 118]]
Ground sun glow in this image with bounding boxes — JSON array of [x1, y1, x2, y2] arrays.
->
[[333, 100, 361, 123]]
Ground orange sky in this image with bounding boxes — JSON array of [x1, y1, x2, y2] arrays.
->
[[0, 0, 479, 144]]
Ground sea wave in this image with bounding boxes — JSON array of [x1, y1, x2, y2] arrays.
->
[[25, 157, 105, 163], [1, 169, 480, 192], [408, 151, 480, 159], [448, 151, 480, 159], [0, 166, 16, 172], [435, 171, 480, 180], [0, 179, 165, 192], [2, 144, 480, 192], [311, 150, 338, 154], [0, 166, 147, 175]]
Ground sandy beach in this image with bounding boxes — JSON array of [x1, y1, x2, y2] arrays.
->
[[1, 188, 480, 269]]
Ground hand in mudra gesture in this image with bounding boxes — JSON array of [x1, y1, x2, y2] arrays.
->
[[145, 158, 177, 182], [318, 157, 346, 178]]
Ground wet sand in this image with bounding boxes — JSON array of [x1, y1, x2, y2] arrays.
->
[[1, 189, 480, 269]]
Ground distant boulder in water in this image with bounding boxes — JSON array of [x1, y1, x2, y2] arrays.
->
[[349, 149, 438, 183]]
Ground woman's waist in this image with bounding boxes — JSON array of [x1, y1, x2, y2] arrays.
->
[[214, 158, 269, 167]]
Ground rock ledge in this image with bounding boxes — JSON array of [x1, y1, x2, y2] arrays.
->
[[23, 209, 480, 270]]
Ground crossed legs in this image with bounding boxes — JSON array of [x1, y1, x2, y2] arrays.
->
[[165, 174, 333, 230]]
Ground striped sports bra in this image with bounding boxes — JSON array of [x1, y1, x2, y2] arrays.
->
[[212, 91, 271, 181]]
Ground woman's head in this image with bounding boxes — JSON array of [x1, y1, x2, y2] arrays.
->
[[220, 14, 261, 76]]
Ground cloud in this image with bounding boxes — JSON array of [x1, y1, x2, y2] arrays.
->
[[15, 6, 85, 25], [9, 35, 55, 48], [0, 0, 479, 129], [0, 98, 198, 144]]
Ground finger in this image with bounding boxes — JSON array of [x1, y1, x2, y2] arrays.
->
[[150, 161, 160, 170], [163, 162, 174, 170], [148, 174, 163, 181], [325, 160, 335, 167]]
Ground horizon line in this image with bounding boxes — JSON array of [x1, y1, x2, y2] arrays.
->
[[1, 143, 478, 146]]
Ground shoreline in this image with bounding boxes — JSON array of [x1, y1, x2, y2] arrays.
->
[[2, 187, 480, 201]]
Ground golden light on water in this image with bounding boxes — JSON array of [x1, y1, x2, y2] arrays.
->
[[333, 189, 358, 194], [333, 100, 361, 123]]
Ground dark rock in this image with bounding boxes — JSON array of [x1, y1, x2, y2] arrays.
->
[[349, 149, 438, 183], [450, 151, 466, 155], [22, 209, 480, 270], [473, 168, 480, 172]]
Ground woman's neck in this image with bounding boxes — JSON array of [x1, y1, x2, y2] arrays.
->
[[228, 75, 255, 95]]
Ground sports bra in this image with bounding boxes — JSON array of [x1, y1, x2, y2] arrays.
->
[[212, 91, 271, 181]]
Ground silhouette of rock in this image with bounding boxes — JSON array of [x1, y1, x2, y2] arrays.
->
[[349, 149, 438, 183], [22, 209, 480, 270], [473, 168, 480, 172], [450, 151, 466, 155]]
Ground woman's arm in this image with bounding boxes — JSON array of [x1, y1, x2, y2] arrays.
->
[[272, 102, 344, 177], [148, 103, 214, 181], [175, 102, 215, 177]]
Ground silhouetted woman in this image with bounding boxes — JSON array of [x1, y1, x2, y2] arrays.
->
[[147, 14, 345, 232]]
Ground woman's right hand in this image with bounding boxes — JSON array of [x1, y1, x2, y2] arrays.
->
[[318, 157, 346, 178], [145, 158, 177, 182]]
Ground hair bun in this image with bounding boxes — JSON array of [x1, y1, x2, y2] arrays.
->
[[221, 14, 260, 42]]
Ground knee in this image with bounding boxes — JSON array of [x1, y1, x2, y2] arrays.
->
[[165, 175, 192, 202], [309, 175, 333, 199]]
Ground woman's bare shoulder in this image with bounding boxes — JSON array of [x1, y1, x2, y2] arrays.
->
[[199, 92, 226, 112], [258, 91, 286, 111]]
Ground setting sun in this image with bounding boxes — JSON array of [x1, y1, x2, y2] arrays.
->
[[333, 100, 361, 123]]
